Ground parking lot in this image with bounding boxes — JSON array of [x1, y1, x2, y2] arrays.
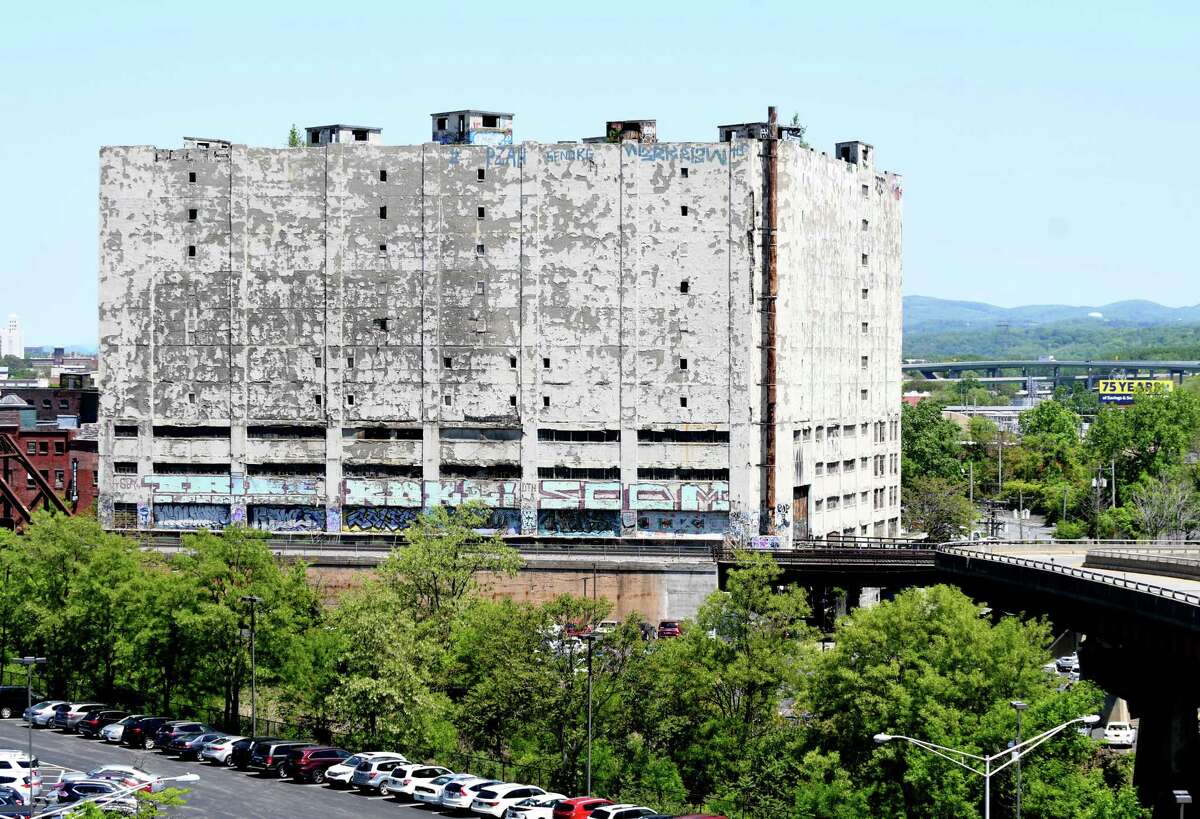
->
[[0, 719, 464, 818]]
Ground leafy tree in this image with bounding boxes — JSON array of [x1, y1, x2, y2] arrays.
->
[[787, 113, 810, 147], [287, 124, 303, 147], [1129, 474, 1200, 539], [902, 476, 974, 542], [902, 400, 963, 486]]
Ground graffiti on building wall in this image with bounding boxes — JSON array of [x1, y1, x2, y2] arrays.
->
[[137, 502, 151, 528], [231, 504, 246, 525], [247, 476, 321, 496], [154, 503, 229, 530], [627, 482, 729, 512], [637, 511, 728, 536], [520, 482, 537, 535], [537, 509, 621, 537], [98, 496, 114, 527], [484, 508, 522, 535], [343, 506, 420, 532], [143, 475, 231, 495], [623, 142, 748, 165], [537, 480, 622, 510], [325, 505, 341, 533], [342, 479, 520, 509], [248, 505, 323, 532]]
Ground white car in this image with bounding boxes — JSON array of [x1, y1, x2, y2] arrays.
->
[[413, 772, 475, 805], [1056, 653, 1078, 673], [590, 805, 657, 819], [28, 702, 66, 728], [382, 763, 453, 799], [350, 755, 409, 793], [471, 782, 548, 817], [199, 735, 245, 765], [61, 764, 163, 793], [100, 714, 148, 744], [325, 752, 401, 788], [440, 776, 500, 810], [1103, 721, 1137, 747], [0, 750, 42, 800], [504, 792, 569, 819]]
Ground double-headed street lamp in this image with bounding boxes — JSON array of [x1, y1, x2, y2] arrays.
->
[[241, 595, 263, 736], [874, 713, 1100, 819]]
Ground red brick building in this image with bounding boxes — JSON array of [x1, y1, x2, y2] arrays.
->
[[0, 395, 98, 529], [0, 373, 99, 424]]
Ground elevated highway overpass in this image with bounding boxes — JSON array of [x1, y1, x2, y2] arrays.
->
[[902, 358, 1200, 385]]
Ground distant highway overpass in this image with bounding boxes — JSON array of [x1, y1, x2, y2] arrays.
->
[[902, 359, 1200, 383]]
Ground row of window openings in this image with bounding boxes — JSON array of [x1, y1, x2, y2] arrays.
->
[[814, 453, 899, 477], [24, 469, 76, 490], [797, 419, 899, 443], [116, 425, 730, 444], [815, 486, 898, 512], [124, 461, 729, 482], [30, 398, 74, 410], [25, 441, 66, 455]]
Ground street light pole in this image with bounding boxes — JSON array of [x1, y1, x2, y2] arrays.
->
[[14, 656, 46, 783], [241, 595, 263, 737], [874, 712, 1099, 819], [582, 632, 599, 795], [1011, 700, 1028, 819]]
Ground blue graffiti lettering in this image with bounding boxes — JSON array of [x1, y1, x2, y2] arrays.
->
[[248, 505, 323, 532], [485, 146, 526, 168], [153, 503, 230, 530], [543, 147, 595, 164], [537, 509, 621, 537]]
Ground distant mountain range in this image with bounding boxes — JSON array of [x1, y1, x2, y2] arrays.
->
[[905, 296, 1200, 332]]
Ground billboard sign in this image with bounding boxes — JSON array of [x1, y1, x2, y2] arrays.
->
[[1098, 378, 1174, 405]]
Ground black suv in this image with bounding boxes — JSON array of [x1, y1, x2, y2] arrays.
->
[[152, 720, 211, 752], [229, 737, 285, 771], [77, 710, 129, 738], [122, 716, 170, 749], [0, 686, 42, 720], [249, 741, 314, 777]]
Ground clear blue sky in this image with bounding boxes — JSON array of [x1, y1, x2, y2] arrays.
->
[[1, 0, 1196, 347]]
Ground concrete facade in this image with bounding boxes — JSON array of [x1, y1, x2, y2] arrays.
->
[[98, 119, 902, 543]]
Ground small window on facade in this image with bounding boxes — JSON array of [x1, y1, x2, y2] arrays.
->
[[482, 115, 499, 127], [443, 356, 452, 369], [54, 470, 64, 489], [861, 355, 869, 370], [188, 171, 196, 183], [437, 117, 447, 129], [542, 357, 550, 369], [346, 394, 355, 406], [861, 388, 869, 400], [379, 243, 387, 254], [543, 395, 550, 408], [188, 392, 196, 404], [114, 462, 137, 475], [38, 442, 47, 455], [476, 243, 485, 254], [680, 205, 689, 216], [680, 280, 690, 294], [509, 355, 517, 368], [861, 253, 868, 266], [374, 318, 389, 332], [53, 441, 65, 454], [58, 399, 69, 409], [187, 245, 196, 257], [379, 169, 387, 182], [681, 167, 689, 178], [862, 322, 869, 333], [679, 358, 688, 370], [379, 206, 387, 219], [476, 281, 486, 294], [862, 218, 869, 231], [41, 399, 50, 408], [509, 395, 517, 406], [188, 208, 197, 221], [862, 287, 869, 299], [314, 394, 323, 407], [680, 396, 688, 408], [862, 184, 869, 197], [477, 206, 485, 219], [443, 394, 452, 406], [25, 441, 35, 455], [477, 168, 485, 181]]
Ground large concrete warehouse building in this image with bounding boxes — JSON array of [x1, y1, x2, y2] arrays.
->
[[97, 108, 902, 544]]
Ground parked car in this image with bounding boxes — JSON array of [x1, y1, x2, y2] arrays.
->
[[350, 755, 410, 794], [384, 763, 455, 800], [594, 621, 619, 635], [1103, 721, 1137, 747], [56, 702, 107, 733], [438, 775, 498, 809], [1056, 653, 1078, 673], [325, 752, 402, 789], [121, 716, 170, 749], [228, 737, 285, 771], [286, 746, 350, 784], [553, 796, 616, 818], [21, 700, 64, 726], [61, 765, 162, 793], [504, 792, 569, 819], [0, 785, 26, 818], [101, 714, 148, 744], [248, 740, 314, 777], [590, 806, 657, 819], [199, 735, 245, 766], [657, 621, 682, 639], [0, 688, 43, 721], [77, 710, 129, 738], [168, 731, 226, 760], [40, 703, 72, 729], [0, 750, 40, 802], [413, 772, 475, 805], [472, 782, 550, 817], [49, 778, 139, 814], [152, 721, 211, 752]]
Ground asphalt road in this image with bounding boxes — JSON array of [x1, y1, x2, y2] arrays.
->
[[0, 719, 456, 818]]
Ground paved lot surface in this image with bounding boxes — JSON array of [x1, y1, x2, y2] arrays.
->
[[0, 719, 456, 818]]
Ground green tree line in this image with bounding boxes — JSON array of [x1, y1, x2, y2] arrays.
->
[[1, 504, 1145, 816]]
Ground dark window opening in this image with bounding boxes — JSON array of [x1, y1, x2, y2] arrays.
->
[[680, 280, 690, 294], [680, 167, 689, 178], [475, 243, 485, 254], [477, 206, 485, 218], [680, 396, 688, 408], [379, 169, 387, 182], [114, 424, 138, 438], [25, 441, 35, 454], [187, 392, 196, 404], [862, 218, 869, 231], [313, 355, 322, 368], [509, 395, 517, 406], [443, 356, 453, 369], [441, 462, 521, 480], [187, 245, 196, 257], [637, 428, 729, 443], [680, 205, 689, 216], [188, 208, 197, 221], [373, 317, 390, 331], [343, 463, 421, 478], [862, 184, 870, 197], [188, 171, 196, 183], [437, 117, 447, 130], [440, 427, 522, 441], [153, 462, 230, 475], [58, 399, 69, 409], [248, 424, 325, 439], [477, 168, 485, 181], [861, 253, 868, 266], [862, 287, 869, 299], [246, 462, 323, 477], [353, 129, 368, 142], [347, 355, 355, 368], [542, 357, 550, 369], [509, 355, 517, 369], [637, 467, 729, 481], [314, 394, 323, 407], [113, 462, 137, 475], [342, 426, 422, 441], [538, 428, 620, 442], [379, 243, 387, 254], [679, 358, 688, 370], [53, 470, 65, 489], [443, 395, 452, 406], [346, 394, 355, 406], [53, 441, 65, 454], [542, 396, 550, 408], [152, 425, 230, 439], [38, 441, 48, 455], [538, 466, 620, 480], [482, 114, 499, 127], [379, 206, 387, 219]]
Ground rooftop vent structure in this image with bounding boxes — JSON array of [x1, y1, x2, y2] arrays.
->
[[431, 110, 514, 146], [305, 125, 382, 146]]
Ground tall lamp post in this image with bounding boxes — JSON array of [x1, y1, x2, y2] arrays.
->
[[14, 657, 46, 780], [874, 713, 1100, 819], [1011, 700, 1027, 819], [241, 596, 263, 736], [581, 632, 600, 795]]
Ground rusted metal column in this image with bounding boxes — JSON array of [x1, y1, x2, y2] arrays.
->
[[764, 106, 779, 531]]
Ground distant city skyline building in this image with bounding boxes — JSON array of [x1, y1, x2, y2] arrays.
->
[[0, 314, 22, 359]]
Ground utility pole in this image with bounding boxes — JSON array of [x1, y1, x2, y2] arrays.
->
[[582, 633, 598, 795], [14, 657, 46, 782], [241, 595, 263, 736], [1012, 700, 1027, 819], [1018, 488, 1025, 540], [1110, 460, 1116, 507]]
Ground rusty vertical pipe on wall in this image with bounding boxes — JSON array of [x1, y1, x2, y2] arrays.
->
[[764, 106, 779, 531]]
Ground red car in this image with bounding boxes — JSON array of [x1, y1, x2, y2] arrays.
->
[[553, 796, 615, 818], [657, 621, 682, 638], [286, 746, 351, 784], [564, 622, 592, 638]]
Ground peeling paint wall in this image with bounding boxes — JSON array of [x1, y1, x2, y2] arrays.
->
[[99, 133, 900, 539]]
